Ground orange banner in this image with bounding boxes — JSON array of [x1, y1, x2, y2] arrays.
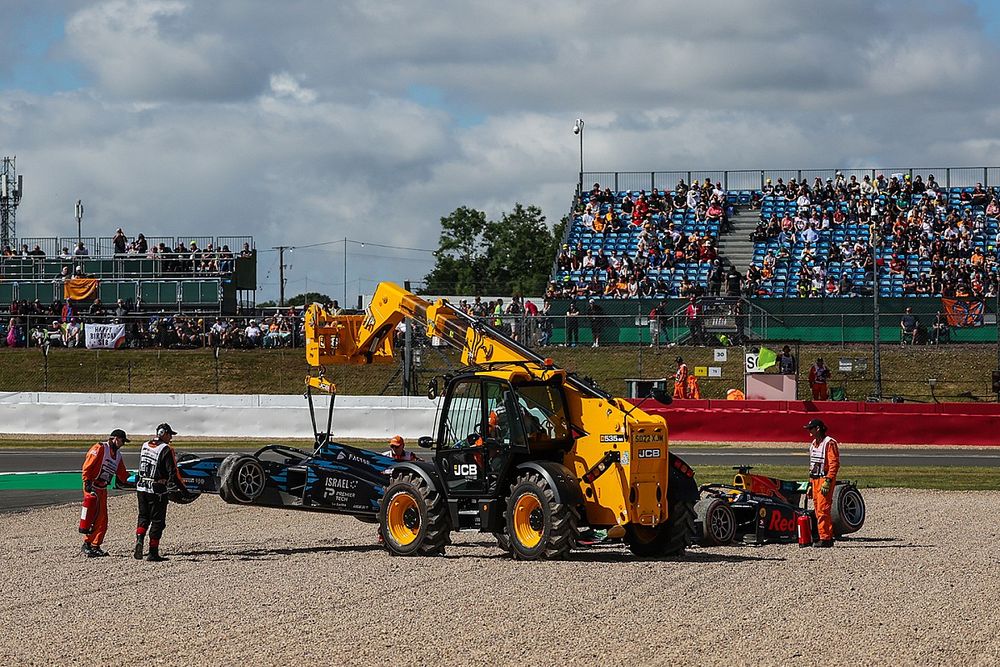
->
[[64, 278, 100, 301], [941, 298, 984, 328]]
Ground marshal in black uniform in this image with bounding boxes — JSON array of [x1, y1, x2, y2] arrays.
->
[[134, 423, 188, 562]]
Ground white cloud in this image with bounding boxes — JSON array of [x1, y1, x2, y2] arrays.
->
[[267, 73, 316, 105], [2, 0, 999, 299], [66, 0, 269, 101]]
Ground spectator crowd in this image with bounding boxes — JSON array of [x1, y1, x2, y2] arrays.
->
[[0, 297, 305, 350], [1, 228, 254, 278], [549, 174, 1000, 301], [746, 173, 1000, 299], [548, 180, 736, 299]]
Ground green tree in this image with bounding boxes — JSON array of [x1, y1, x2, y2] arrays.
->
[[422, 206, 489, 294], [423, 204, 562, 296], [484, 204, 553, 295], [287, 292, 333, 307]]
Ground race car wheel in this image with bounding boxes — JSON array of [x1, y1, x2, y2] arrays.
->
[[694, 497, 736, 546], [168, 489, 200, 504], [378, 472, 448, 556], [831, 484, 866, 536], [219, 456, 266, 504], [625, 498, 696, 557], [504, 472, 578, 560], [216, 454, 241, 504], [168, 453, 201, 504]]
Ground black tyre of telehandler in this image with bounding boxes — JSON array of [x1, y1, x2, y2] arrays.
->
[[694, 497, 736, 546], [379, 472, 449, 556], [625, 498, 696, 557], [504, 472, 579, 560], [831, 484, 866, 536]]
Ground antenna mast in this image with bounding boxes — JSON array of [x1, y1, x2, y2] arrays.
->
[[0, 157, 23, 250]]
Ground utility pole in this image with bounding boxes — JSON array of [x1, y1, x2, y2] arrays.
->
[[273, 245, 289, 307]]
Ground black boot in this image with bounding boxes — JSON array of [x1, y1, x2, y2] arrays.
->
[[147, 546, 167, 562], [133, 538, 144, 560]]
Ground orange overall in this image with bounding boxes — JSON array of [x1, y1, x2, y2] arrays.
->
[[81, 441, 129, 548], [809, 436, 841, 541], [673, 364, 689, 399], [808, 364, 830, 401], [686, 375, 701, 400]]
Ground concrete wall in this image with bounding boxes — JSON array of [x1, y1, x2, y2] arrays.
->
[[0, 392, 441, 440]]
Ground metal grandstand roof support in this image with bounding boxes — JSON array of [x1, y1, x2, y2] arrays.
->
[[0, 156, 23, 250]]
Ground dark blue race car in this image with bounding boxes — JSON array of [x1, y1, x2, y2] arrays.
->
[[163, 441, 395, 521]]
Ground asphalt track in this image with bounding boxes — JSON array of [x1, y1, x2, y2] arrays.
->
[[2, 446, 999, 513]]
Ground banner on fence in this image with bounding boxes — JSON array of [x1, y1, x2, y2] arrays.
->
[[84, 323, 126, 349], [64, 278, 100, 301], [941, 298, 984, 328]]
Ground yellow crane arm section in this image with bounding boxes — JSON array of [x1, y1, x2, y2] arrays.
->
[[305, 282, 534, 370]]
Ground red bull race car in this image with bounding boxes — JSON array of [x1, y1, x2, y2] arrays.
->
[[693, 466, 866, 546]]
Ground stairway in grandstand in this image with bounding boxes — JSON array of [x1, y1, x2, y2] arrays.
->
[[715, 208, 759, 273]]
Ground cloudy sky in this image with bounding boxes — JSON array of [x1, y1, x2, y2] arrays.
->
[[2, 0, 1000, 301]]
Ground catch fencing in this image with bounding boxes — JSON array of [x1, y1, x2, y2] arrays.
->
[[2, 308, 998, 403]]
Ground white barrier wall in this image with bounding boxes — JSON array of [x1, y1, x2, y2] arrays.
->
[[0, 392, 441, 439]]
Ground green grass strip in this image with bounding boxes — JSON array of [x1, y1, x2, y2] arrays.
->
[[0, 472, 85, 491]]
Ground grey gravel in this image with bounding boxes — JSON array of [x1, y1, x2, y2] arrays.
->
[[1, 489, 998, 666]]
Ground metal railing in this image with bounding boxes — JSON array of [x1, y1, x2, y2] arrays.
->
[[582, 166, 1000, 193], [4, 235, 254, 258]]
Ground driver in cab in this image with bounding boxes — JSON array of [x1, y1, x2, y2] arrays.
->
[[490, 399, 546, 445]]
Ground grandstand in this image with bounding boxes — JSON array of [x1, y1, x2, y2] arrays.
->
[[554, 167, 1000, 301], [0, 235, 256, 314], [557, 183, 724, 297]]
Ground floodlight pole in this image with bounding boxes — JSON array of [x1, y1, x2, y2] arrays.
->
[[75, 200, 84, 248], [574, 118, 584, 197]]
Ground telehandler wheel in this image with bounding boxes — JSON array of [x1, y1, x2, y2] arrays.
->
[[504, 472, 578, 560], [378, 472, 449, 556], [625, 499, 696, 557], [831, 484, 866, 536], [694, 497, 736, 546]]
